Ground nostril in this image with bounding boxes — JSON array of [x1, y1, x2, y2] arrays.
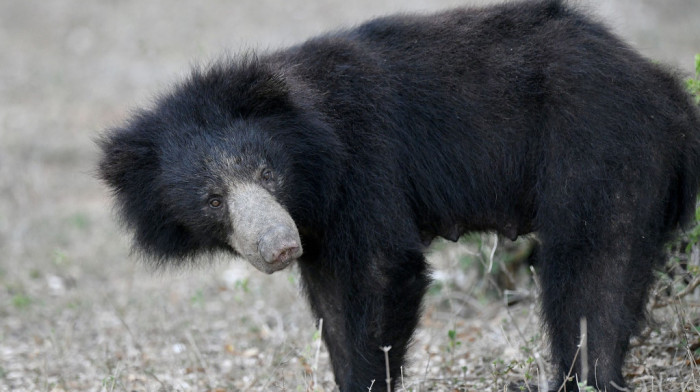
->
[[258, 225, 303, 265], [274, 245, 300, 264]]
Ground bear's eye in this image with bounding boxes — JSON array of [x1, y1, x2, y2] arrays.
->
[[261, 168, 274, 182], [208, 196, 223, 209]]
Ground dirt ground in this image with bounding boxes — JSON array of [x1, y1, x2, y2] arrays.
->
[[1, 0, 699, 391]]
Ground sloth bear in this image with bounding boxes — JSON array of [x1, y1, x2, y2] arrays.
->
[[98, 0, 700, 390]]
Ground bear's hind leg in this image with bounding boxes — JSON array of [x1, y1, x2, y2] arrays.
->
[[538, 232, 660, 391]]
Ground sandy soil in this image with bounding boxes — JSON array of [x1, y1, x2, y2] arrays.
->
[[1, 0, 699, 391]]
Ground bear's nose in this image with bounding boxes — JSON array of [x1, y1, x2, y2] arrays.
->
[[272, 244, 301, 264], [258, 225, 303, 266]]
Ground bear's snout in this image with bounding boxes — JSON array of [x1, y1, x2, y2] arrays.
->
[[258, 224, 303, 268], [227, 183, 302, 274]]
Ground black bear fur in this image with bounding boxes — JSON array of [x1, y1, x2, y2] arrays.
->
[[98, 0, 700, 390]]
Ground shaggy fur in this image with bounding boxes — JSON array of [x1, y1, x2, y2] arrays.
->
[[98, 0, 700, 390]]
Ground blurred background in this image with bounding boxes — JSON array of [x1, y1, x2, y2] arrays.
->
[[1, 0, 699, 391]]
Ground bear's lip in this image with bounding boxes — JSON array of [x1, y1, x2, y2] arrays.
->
[[245, 252, 299, 274], [235, 242, 302, 274], [258, 225, 303, 264]]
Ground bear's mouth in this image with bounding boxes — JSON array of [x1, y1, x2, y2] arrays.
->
[[257, 224, 302, 263], [237, 244, 302, 274]]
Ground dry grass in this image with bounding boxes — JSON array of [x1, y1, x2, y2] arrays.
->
[[1, 1, 699, 391]]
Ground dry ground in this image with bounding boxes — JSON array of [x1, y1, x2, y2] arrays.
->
[[1, 0, 699, 391]]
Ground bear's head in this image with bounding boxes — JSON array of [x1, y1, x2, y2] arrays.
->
[[98, 59, 310, 273]]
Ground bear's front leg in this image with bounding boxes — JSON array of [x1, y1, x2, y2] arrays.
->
[[298, 247, 429, 391]]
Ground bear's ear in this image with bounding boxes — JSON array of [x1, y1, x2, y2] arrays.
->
[[97, 127, 161, 244], [196, 60, 296, 118], [235, 70, 295, 117], [189, 59, 299, 119], [98, 131, 156, 192]]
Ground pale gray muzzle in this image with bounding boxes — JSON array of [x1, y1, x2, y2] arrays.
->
[[227, 183, 303, 274]]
